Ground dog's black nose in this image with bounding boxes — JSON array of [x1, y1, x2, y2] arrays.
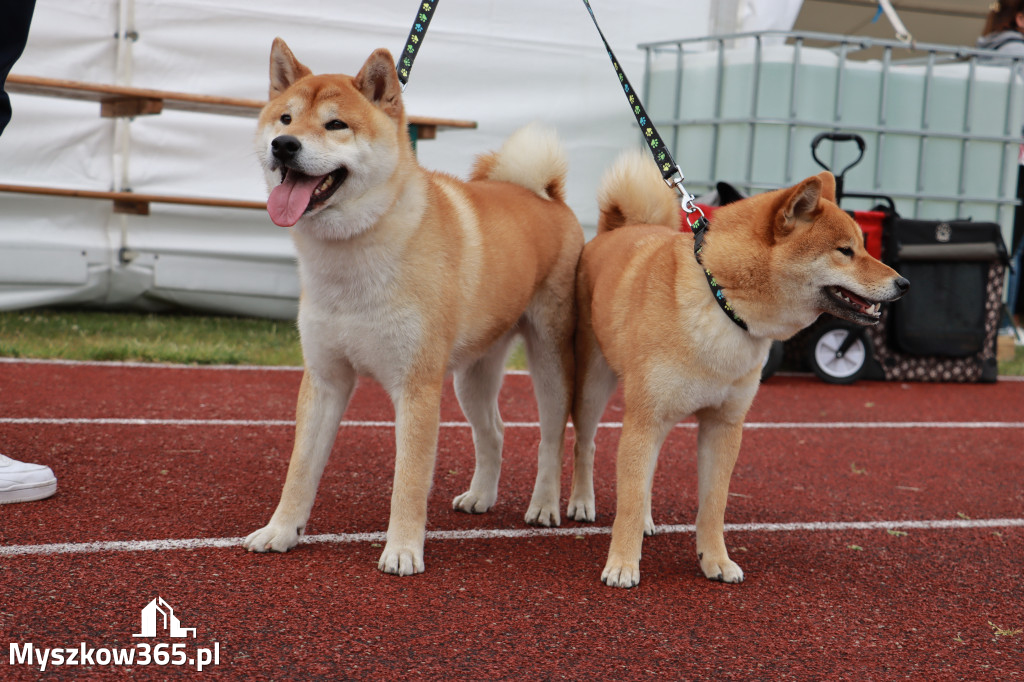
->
[[271, 135, 302, 163], [895, 277, 910, 294]]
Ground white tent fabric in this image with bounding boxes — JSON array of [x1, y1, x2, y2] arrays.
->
[[709, 0, 805, 45], [0, 0, 716, 318], [738, 0, 805, 34]]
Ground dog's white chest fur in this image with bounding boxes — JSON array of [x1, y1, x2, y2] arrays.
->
[[294, 233, 423, 392]]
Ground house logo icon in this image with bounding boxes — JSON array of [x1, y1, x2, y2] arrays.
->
[[132, 597, 197, 638]]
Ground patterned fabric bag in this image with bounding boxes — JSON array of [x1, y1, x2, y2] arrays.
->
[[872, 218, 1009, 383]]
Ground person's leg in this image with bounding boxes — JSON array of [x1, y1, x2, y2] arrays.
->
[[0, 0, 38, 136], [0, 2, 49, 504], [1013, 163, 1024, 316]]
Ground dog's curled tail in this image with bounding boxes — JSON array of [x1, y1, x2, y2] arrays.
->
[[471, 123, 568, 202], [597, 149, 680, 234]]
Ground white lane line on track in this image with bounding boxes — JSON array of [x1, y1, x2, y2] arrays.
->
[[2, 418, 1023, 429], [0, 357, 532, 376], [0, 418, 300, 427], [2, 357, 1021, 382], [3, 518, 1022, 557], [0, 357, 303, 371]]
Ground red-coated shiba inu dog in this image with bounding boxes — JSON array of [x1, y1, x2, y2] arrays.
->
[[569, 150, 908, 587], [244, 39, 583, 576]]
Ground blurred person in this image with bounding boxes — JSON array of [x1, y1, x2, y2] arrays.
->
[[0, 0, 55, 503], [979, 1, 1024, 319], [978, 0, 1024, 55]]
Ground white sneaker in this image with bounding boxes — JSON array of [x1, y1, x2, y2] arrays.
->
[[0, 454, 57, 504]]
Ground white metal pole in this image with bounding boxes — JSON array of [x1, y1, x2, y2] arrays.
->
[[877, 0, 913, 44]]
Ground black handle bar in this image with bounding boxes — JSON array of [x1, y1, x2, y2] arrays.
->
[[811, 132, 866, 180]]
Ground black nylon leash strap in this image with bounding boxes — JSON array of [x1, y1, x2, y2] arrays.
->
[[581, 0, 677, 181], [397, 0, 439, 87], [582, 1, 745, 330], [693, 217, 749, 330]]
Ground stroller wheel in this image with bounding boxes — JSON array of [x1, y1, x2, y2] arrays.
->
[[809, 324, 870, 385]]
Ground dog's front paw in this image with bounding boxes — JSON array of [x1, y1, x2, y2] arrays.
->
[[524, 481, 562, 527], [243, 522, 302, 553], [524, 499, 561, 527], [699, 552, 744, 584], [601, 558, 641, 588], [377, 542, 425, 576], [566, 493, 595, 523], [643, 514, 657, 537], [452, 488, 496, 514]]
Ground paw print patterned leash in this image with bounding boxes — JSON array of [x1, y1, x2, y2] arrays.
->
[[582, 0, 747, 331], [398, 0, 439, 89], [397, 1, 746, 331], [694, 221, 749, 330], [580, 0, 701, 221]]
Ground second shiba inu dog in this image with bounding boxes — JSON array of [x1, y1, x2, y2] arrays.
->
[[569, 151, 908, 587]]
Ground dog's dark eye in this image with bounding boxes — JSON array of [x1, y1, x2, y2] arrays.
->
[[280, 114, 291, 125], [837, 247, 854, 258], [325, 120, 349, 131]]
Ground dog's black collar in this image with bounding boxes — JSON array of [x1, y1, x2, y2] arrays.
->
[[692, 216, 749, 332]]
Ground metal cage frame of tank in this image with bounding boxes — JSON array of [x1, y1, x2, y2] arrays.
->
[[639, 31, 1024, 238]]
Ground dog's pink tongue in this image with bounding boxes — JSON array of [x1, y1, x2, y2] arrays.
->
[[267, 173, 324, 227], [842, 287, 870, 311]]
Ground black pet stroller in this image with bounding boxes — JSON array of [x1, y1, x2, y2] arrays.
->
[[791, 132, 1010, 384], [703, 132, 1011, 384]]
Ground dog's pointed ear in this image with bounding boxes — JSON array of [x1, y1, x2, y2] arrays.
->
[[354, 49, 404, 120], [269, 38, 312, 99], [817, 171, 837, 202], [776, 174, 824, 238]]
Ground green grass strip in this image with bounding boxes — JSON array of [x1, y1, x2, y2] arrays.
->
[[0, 309, 303, 366]]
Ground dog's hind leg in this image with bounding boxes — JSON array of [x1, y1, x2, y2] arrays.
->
[[643, 437, 668, 537], [244, 365, 356, 553], [566, 327, 617, 524], [451, 333, 516, 514], [521, 306, 575, 528]]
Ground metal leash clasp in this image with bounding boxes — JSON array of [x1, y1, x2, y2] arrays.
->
[[665, 168, 704, 228]]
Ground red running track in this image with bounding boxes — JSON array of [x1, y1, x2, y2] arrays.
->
[[0, 359, 1022, 680]]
